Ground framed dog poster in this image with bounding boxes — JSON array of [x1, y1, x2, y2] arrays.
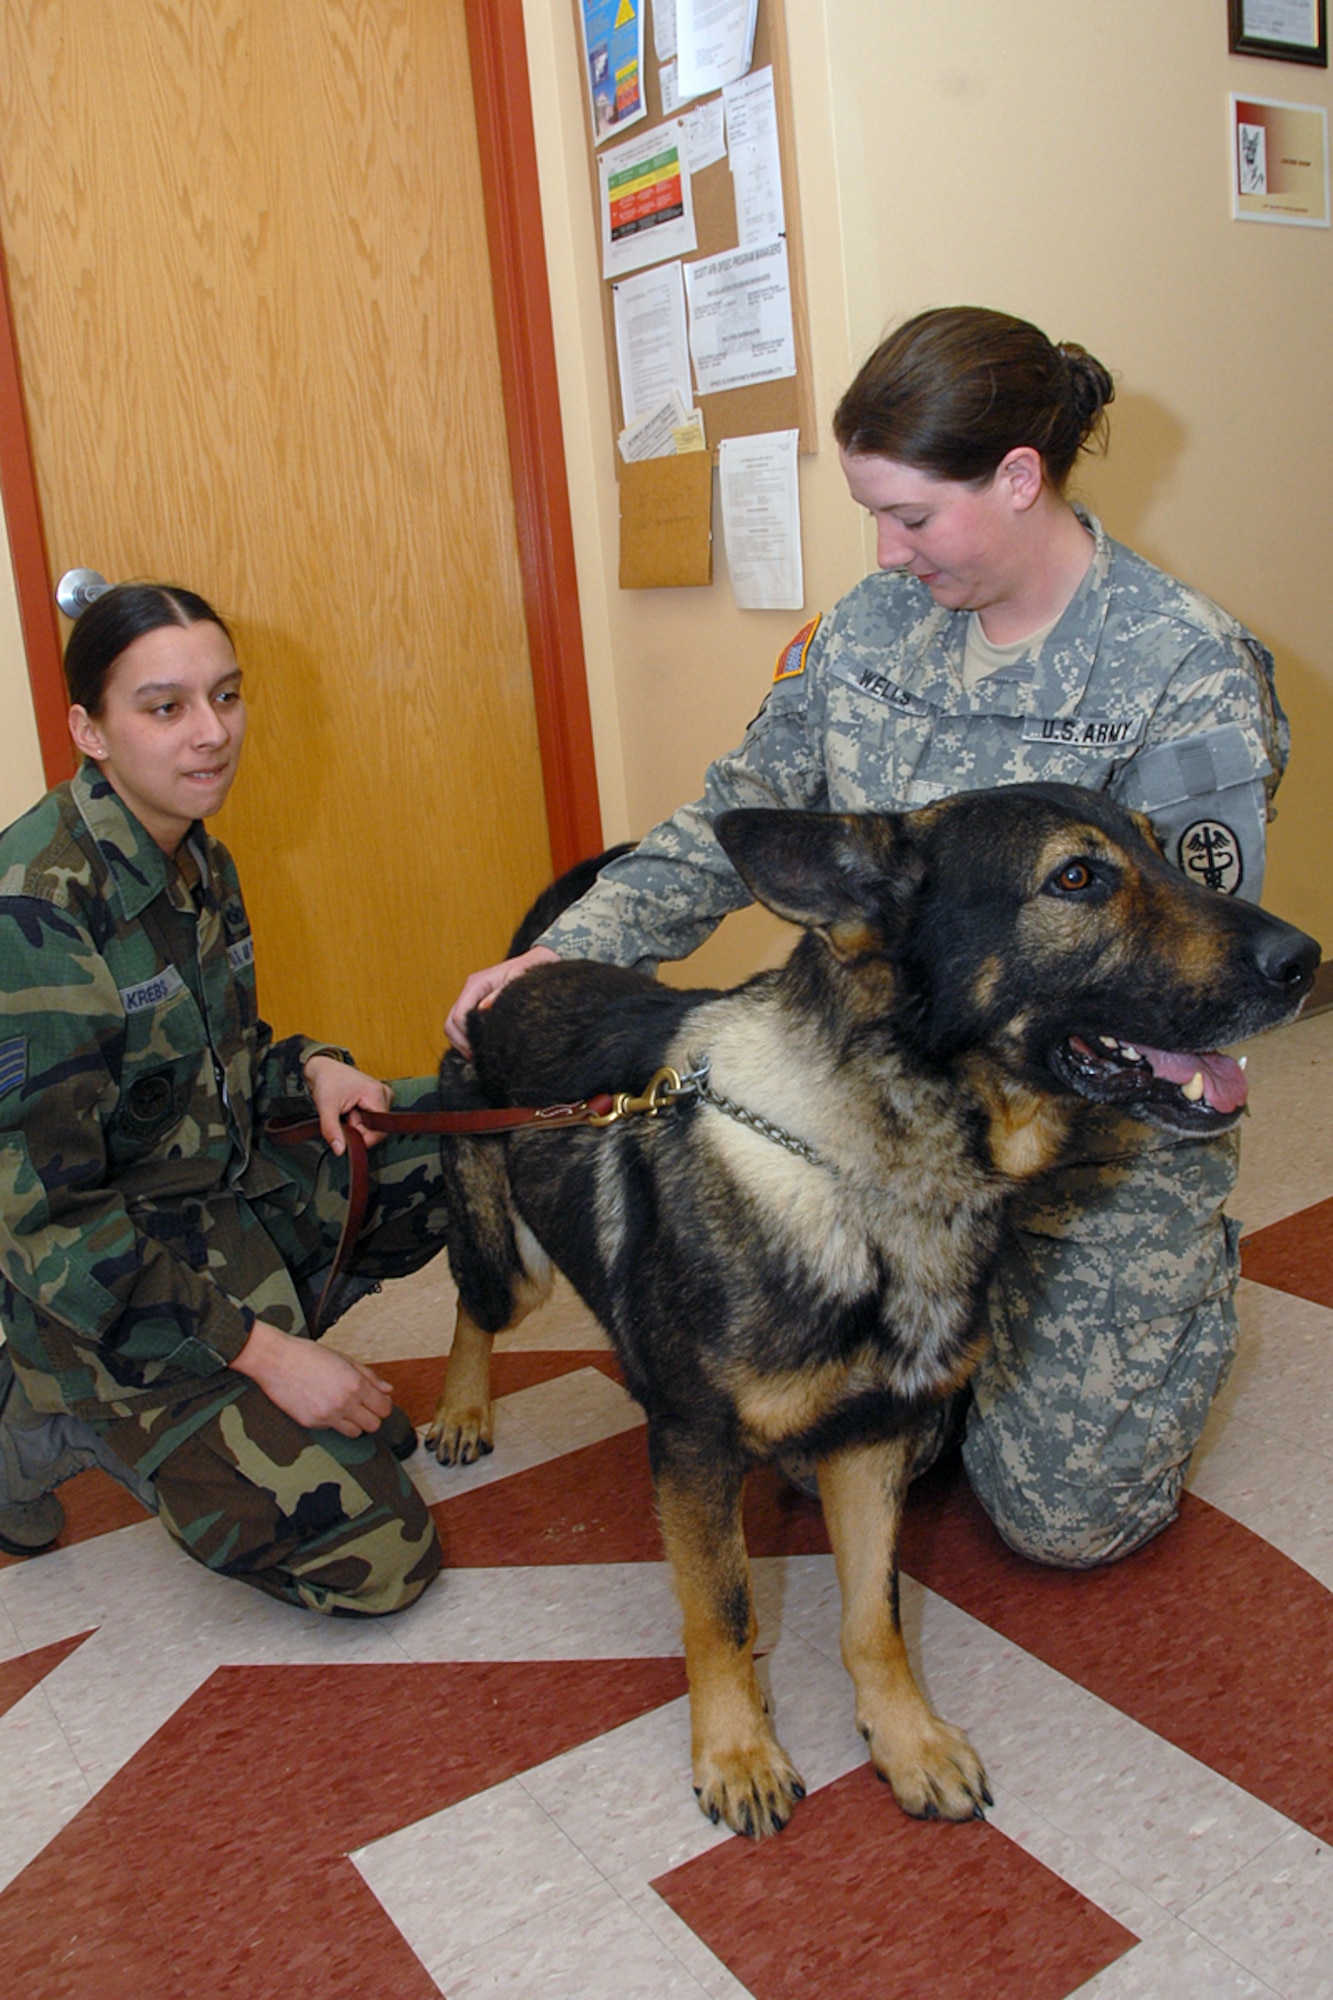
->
[[1228, 0, 1328, 66], [1231, 93, 1330, 223]]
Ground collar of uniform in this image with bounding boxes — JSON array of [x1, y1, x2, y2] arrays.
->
[[885, 507, 1114, 719], [70, 760, 202, 922], [992, 505, 1113, 719]]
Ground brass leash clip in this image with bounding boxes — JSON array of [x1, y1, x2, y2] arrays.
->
[[585, 1065, 685, 1125]]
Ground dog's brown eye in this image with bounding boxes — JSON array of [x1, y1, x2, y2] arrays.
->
[[1053, 861, 1094, 893]]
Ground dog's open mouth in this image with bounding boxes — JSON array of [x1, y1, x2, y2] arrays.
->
[[1052, 1033, 1248, 1129]]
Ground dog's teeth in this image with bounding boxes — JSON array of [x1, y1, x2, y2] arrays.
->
[[1119, 1043, 1141, 1060], [1099, 1036, 1118, 1049], [1238, 1055, 1248, 1071], [1181, 1071, 1206, 1101]]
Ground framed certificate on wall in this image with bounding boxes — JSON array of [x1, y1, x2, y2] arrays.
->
[[1229, 1, 1328, 66]]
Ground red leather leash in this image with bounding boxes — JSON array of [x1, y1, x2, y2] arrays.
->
[[265, 1071, 687, 1333]]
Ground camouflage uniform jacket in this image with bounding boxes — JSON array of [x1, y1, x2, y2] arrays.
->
[[539, 512, 1289, 968], [0, 764, 345, 1467]]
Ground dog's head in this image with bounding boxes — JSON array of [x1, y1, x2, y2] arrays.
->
[[715, 785, 1320, 1138]]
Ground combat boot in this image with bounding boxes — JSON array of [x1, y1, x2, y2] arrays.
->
[[0, 1344, 157, 1556]]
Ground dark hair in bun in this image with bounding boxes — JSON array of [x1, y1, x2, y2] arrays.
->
[[833, 306, 1114, 491]]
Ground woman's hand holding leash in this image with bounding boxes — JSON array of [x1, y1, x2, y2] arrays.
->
[[445, 945, 560, 1056], [303, 1054, 394, 1154]]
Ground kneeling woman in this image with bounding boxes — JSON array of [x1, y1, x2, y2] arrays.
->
[[0, 584, 450, 1613]]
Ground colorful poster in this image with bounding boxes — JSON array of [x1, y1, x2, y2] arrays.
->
[[599, 122, 698, 277], [1231, 95, 1330, 226], [581, 0, 646, 144]]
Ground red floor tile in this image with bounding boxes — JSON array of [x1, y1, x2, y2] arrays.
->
[[0, 1632, 93, 1721], [1241, 1195, 1333, 1307], [654, 1761, 1136, 2000], [901, 1459, 1333, 1842], [432, 1429, 831, 1568], [0, 1655, 687, 2000]]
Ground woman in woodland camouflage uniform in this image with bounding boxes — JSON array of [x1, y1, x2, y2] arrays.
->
[[447, 306, 1289, 1570], [0, 584, 452, 1612]]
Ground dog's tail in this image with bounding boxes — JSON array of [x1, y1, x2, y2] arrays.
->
[[506, 842, 636, 956]]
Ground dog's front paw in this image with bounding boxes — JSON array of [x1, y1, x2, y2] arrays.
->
[[693, 1738, 806, 1839], [865, 1712, 991, 1822], [424, 1401, 494, 1466]]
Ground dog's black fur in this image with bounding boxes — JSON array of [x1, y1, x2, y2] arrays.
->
[[429, 783, 1319, 1838]]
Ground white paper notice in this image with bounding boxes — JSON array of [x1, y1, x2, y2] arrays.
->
[[722, 64, 776, 149], [723, 65, 784, 244], [599, 122, 698, 279], [719, 430, 803, 610], [613, 262, 693, 424], [684, 237, 796, 395], [677, 0, 758, 99], [682, 95, 727, 172], [619, 394, 689, 462], [653, 0, 678, 63]]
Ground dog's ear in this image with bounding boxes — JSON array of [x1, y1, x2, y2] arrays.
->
[[715, 809, 924, 955]]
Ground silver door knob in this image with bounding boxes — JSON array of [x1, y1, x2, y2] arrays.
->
[[56, 568, 111, 618]]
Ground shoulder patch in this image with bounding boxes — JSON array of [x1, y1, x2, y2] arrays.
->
[[0, 1034, 27, 1099], [773, 617, 820, 683], [1177, 820, 1243, 895]]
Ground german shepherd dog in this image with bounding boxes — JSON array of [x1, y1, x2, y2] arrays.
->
[[427, 783, 1319, 1839]]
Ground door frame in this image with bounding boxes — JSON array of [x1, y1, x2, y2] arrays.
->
[[0, 0, 602, 872]]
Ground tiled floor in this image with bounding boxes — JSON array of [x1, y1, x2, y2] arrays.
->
[[2, 1010, 1331, 1999]]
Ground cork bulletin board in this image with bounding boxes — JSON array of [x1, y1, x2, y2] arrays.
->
[[571, 0, 816, 585]]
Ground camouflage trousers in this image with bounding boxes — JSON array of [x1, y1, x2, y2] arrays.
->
[[961, 1112, 1241, 1569], [110, 1384, 442, 1615], [96, 1074, 451, 1615]]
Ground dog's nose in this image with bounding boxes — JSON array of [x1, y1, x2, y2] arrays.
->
[[1254, 919, 1321, 996]]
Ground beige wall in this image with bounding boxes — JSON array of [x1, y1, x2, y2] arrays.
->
[[0, 495, 46, 825], [524, 0, 1333, 977]]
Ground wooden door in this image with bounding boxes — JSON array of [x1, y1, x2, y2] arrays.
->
[[0, 0, 560, 1078]]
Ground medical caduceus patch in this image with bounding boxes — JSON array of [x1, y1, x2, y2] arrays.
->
[[1178, 820, 1242, 895]]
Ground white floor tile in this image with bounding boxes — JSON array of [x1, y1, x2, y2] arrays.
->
[[1187, 1412, 1333, 1590], [429, 1875, 715, 1999], [393, 1562, 684, 1664], [0, 1588, 23, 1659], [1215, 1283, 1333, 1465], [622, 1885, 755, 2000], [496, 1367, 642, 1455], [1070, 1917, 1281, 1998], [521, 1696, 726, 1887], [353, 1776, 608, 1966], [1233, 1009, 1333, 1232], [330, 1268, 607, 1366], [0, 1681, 95, 1892], [1184, 1828, 1333, 2000], [907, 1584, 1294, 1917]]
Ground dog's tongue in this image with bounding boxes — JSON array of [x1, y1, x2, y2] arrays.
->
[[1135, 1044, 1249, 1115]]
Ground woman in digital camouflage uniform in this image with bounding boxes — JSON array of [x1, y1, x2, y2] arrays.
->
[[446, 306, 1289, 1570], [0, 584, 451, 1612]]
